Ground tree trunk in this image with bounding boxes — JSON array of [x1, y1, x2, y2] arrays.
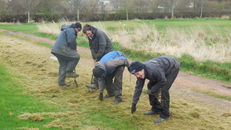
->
[[171, 6, 174, 18], [126, 8, 128, 20], [77, 9, 80, 21], [200, 3, 203, 18], [27, 11, 30, 23]]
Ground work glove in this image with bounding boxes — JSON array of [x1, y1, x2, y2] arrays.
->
[[131, 103, 137, 114]]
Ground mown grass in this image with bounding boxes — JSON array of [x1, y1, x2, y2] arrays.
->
[[1, 28, 231, 130], [0, 65, 57, 129], [0, 18, 230, 83], [0, 58, 138, 129], [0, 37, 137, 129], [202, 91, 231, 101]]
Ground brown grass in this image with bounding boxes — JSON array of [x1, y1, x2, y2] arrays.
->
[[1, 34, 231, 129], [37, 22, 231, 62]]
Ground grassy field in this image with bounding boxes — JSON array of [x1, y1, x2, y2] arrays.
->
[[0, 32, 231, 129], [0, 18, 230, 83], [0, 65, 56, 129]]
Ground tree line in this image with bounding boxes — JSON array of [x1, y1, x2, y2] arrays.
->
[[0, 0, 230, 22]]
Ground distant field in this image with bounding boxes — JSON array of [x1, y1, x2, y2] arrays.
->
[[0, 18, 230, 82], [86, 18, 231, 63]]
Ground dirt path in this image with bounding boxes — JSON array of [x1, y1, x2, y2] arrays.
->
[[0, 30, 231, 129]]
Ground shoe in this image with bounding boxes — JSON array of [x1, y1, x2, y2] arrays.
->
[[99, 92, 103, 101], [144, 110, 159, 115], [111, 99, 122, 105], [103, 95, 114, 99], [66, 72, 79, 78], [154, 117, 168, 123], [59, 83, 70, 87], [86, 84, 97, 89]]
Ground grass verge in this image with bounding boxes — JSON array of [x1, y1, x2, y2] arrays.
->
[[112, 42, 231, 83], [0, 21, 230, 83], [202, 91, 231, 101], [0, 64, 56, 129]]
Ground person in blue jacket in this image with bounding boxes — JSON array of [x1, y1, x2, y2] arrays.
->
[[92, 51, 130, 104], [51, 22, 82, 87]]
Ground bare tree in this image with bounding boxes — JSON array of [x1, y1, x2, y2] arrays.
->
[[0, 0, 7, 15], [168, 0, 180, 18], [149, 0, 161, 14], [111, 0, 131, 20], [66, 0, 82, 21], [80, 0, 100, 20], [199, 0, 205, 17], [17, 0, 40, 23]]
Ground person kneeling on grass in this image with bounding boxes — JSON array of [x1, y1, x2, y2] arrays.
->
[[128, 56, 180, 123], [92, 51, 129, 104]]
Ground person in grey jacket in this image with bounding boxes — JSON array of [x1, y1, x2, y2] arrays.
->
[[128, 56, 180, 123], [51, 22, 82, 87], [83, 24, 113, 88], [92, 51, 129, 104]]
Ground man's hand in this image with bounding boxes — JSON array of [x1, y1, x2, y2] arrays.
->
[[131, 103, 136, 114]]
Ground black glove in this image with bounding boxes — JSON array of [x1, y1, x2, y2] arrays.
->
[[131, 103, 136, 114], [99, 92, 103, 101]]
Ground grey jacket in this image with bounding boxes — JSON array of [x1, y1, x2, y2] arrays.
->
[[96, 59, 129, 92], [51, 28, 79, 58], [132, 56, 180, 104], [88, 26, 112, 61], [96, 59, 129, 73]]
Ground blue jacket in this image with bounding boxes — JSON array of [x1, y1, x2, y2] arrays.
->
[[98, 51, 127, 74]]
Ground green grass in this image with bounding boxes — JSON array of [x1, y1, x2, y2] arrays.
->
[[202, 91, 231, 101], [0, 18, 230, 83], [0, 63, 138, 129], [0, 65, 57, 129], [78, 104, 138, 130], [112, 42, 231, 83]]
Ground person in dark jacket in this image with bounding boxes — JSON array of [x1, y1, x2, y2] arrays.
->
[[128, 56, 180, 123], [51, 22, 82, 87], [93, 51, 129, 104], [83, 24, 113, 88]]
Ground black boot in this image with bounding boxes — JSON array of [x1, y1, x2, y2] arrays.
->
[[59, 83, 70, 87], [144, 110, 159, 115], [99, 92, 103, 101], [111, 98, 122, 105], [66, 72, 79, 78]]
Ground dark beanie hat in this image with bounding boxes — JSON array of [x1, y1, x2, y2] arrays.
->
[[70, 22, 82, 30], [128, 61, 145, 74], [93, 66, 105, 78]]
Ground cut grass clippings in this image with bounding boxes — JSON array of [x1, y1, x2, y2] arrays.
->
[[0, 65, 56, 129], [1, 30, 231, 130], [0, 19, 230, 83]]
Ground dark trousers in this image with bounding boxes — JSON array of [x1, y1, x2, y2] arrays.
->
[[99, 66, 124, 100], [148, 67, 179, 119], [55, 53, 80, 86]]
